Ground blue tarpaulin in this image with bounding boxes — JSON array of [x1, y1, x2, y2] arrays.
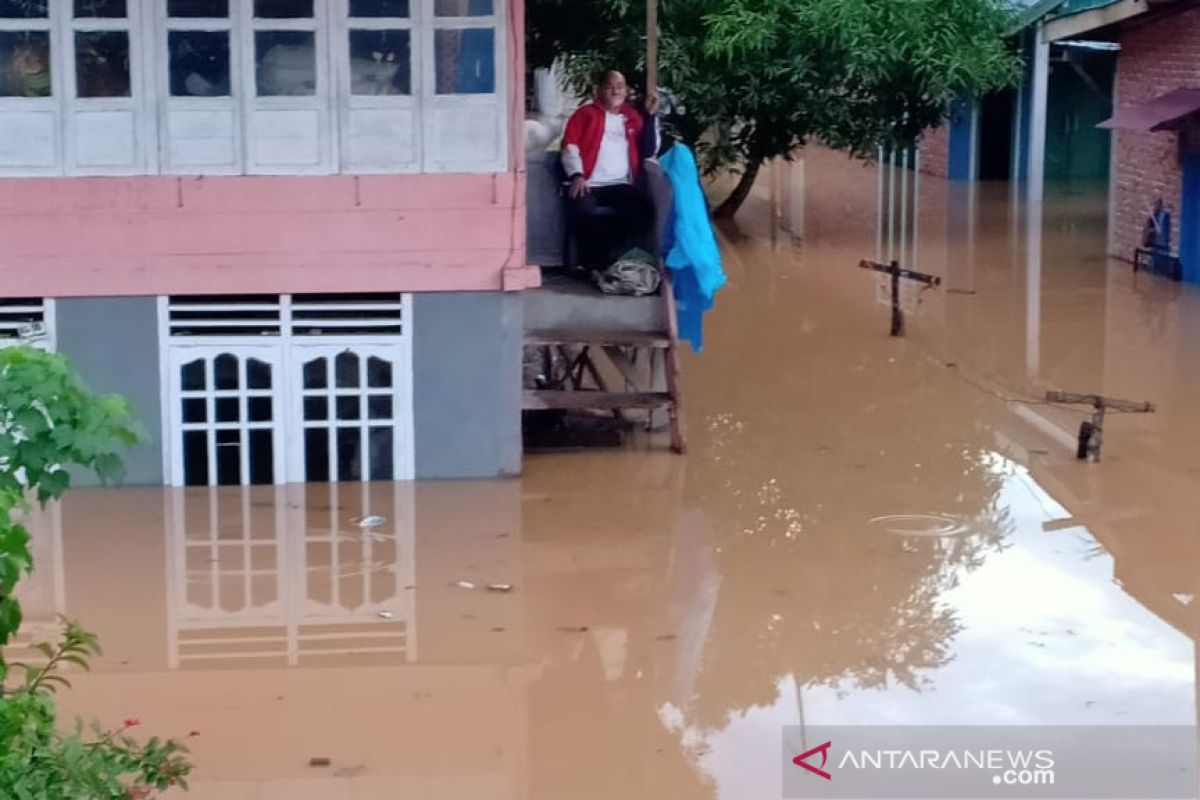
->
[[659, 143, 726, 352]]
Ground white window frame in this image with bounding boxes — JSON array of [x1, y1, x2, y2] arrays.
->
[[63, 0, 153, 174], [156, 0, 240, 174], [0, 3, 61, 175], [333, 0, 419, 173], [421, 0, 507, 173], [1, 0, 506, 176], [157, 294, 415, 487], [240, 0, 332, 173]]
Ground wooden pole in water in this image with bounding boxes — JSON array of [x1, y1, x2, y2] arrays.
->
[[646, 0, 658, 99]]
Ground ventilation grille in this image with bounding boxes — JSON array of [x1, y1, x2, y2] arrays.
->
[[168, 294, 405, 338], [0, 298, 50, 343], [291, 293, 404, 336], [167, 295, 283, 337]]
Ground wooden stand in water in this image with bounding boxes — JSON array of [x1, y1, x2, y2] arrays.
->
[[1044, 391, 1155, 463], [858, 259, 942, 337]]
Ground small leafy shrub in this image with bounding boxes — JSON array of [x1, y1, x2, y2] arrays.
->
[[0, 347, 192, 798]]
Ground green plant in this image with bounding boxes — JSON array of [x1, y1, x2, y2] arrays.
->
[[0, 346, 192, 798], [529, 0, 1022, 217]]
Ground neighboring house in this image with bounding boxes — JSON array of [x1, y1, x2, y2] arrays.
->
[[1080, 0, 1200, 280], [921, 0, 1119, 185], [920, 0, 1200, 285], [0, 0, 539, 484]]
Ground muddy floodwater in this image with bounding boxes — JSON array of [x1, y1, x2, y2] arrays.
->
[[19, 147, 1200, 798]]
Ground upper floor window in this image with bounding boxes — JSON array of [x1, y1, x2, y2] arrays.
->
[[0, 0, 507, 176]]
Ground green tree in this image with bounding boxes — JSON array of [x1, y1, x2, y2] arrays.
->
[[528, 0, 1021, 217], [1, 347, 192, 798]]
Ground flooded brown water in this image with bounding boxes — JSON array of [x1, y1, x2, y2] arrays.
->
[[21, 147, 1200, 798]]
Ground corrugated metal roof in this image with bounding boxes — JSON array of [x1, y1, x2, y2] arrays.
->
[[1010, 0, 1068, 34], [1009, 0, 1123, 33]]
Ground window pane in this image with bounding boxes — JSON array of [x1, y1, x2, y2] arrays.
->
[[368, 395, 392, 420], [215, 428, 240, 485], [216, 396, 240, 422], [303, 357, 327, 389], [349, 0, 407, 16], [183, 430, 209, 486], [169, 30, 230, 96], [0, 31, 50, 98], [335, 352, 360, 388], [336, 428, 362, 482], [75, 0, 125, 17], [248, 429, 274, 484], [305, 428, 330, 482], [434, 28, 494, 95], [168, 0, 227, 16], [255, 30, 315, 96], [349, 29, 409, 96], [213, 353, 239, 389], [75, 31, 131, 98], [367, 356, 392, 387], [336, 395, 361, 420], [248, 396, 273, 422], [254, 0, 312, 18], [181, 359, 206, 390], [247, 358, 272, 389], [0, 0, 48, 19], [182, 398, 207, 423], [434, 0, 491, 16], [368, 427, 393, 481], [304, 395, 328, 421]]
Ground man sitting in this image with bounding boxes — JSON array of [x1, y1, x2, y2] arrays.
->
[[561, 70, 660, 268]]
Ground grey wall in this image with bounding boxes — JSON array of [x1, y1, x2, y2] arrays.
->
[[55, 297, 163, 487], [412, 292, 522, 479]]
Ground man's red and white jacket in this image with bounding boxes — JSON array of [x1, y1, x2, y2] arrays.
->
[[560, 101, 649, 183]]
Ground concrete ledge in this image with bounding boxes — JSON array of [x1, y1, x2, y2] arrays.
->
[[523, 272, 666, 333]]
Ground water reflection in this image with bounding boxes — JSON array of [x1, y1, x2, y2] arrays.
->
[[167, 483, 415, 668]]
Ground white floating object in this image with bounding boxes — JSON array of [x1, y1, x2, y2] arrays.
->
[[357, 515, 386, 528], [1173, 593, 1194, 606], [377, 611, 395, 620], [454, 580, 477, 590]]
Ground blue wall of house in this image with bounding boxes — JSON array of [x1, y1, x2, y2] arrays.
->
[[947, 99, 977, 181], [55, 297, 165, 487], [412, 291, 523, 479], [1181, 149, 1200, 285]]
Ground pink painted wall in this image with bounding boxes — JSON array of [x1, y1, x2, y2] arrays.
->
[[0, 0, 537, 299]]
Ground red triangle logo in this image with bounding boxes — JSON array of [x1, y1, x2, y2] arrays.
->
[[793, 741, 833, 781]]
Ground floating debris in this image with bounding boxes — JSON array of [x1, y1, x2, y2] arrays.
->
[[486, 583, 514, 593], [557, 625, 589, 633], [356, 515, 386, 528], [309, 757, 331, 768], [377, 610, 395, 620], [454, 580, 477, 590], [1173, 593, 1194, 606]]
